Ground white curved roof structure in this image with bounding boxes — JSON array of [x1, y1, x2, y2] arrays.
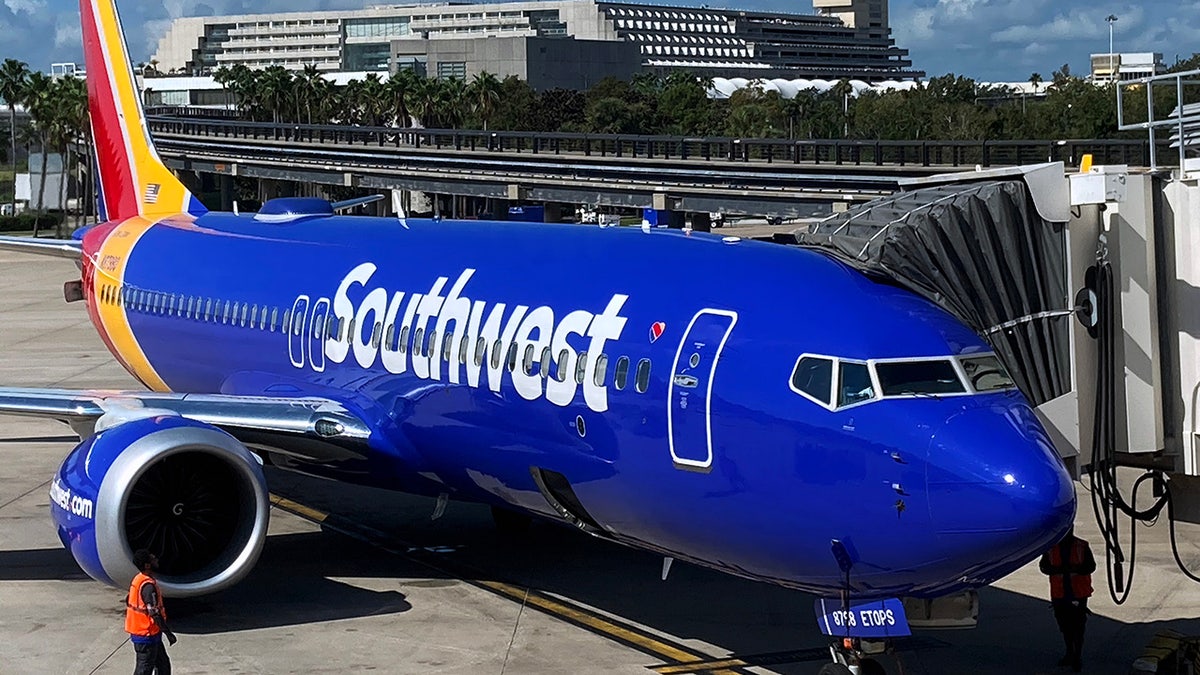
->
[[707, 77, 919, 99]]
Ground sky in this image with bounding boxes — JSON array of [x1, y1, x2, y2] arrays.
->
[[1, 0, 1197, 82]]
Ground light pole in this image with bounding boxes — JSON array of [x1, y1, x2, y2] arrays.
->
[[1106, 14, 1119, 82]]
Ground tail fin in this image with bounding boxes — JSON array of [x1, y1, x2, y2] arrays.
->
[[80, 0, 206, 221]]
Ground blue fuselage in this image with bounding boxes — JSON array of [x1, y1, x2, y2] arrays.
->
[[81, 213, 1075, 598]]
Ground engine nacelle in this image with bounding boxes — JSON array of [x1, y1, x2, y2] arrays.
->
[[50, 416, 270, 597]]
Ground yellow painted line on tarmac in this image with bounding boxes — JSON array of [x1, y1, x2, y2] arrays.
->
[[652, 658, 749, 674], [271, 494, 328, 523], [269, 493, 743, 675]]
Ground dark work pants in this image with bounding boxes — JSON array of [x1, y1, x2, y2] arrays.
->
[[132, 639, 171, 675], [1052, 599, 1088, 666]]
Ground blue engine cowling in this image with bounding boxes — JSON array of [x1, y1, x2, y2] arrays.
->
[[50, 416, 270, 597]]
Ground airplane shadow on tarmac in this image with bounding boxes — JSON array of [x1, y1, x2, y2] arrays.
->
[[4, 464, 1198, 673], [0, 534, 413, 634], [257, 469, 1200, 675]]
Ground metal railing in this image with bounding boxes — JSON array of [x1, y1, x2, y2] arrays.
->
[[1118, 67, 1200, 173], [146, 114, 1165, 171]]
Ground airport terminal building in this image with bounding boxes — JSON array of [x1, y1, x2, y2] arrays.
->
[[152, 0, 921, 86]]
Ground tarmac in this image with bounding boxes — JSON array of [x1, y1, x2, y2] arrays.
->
[[2, 248, 1200, 674]]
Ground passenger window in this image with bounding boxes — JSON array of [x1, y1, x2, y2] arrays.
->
[[293, 312, 304, 336], [556, 350, 569, 381], [413, 328, 425, 355], [187, 297, 196, 319], [241, 304, 249, 328], [540, 347, 552, 377], [575, 352, 588, 384], [459, 335, 470, 364], [614, 356, 630, 390], [875, 360, 965, 397], [490, 340, 503, 369], [838, 361, 876, 407], [281, 309, 291, 333], [475, 337, 486, 365], [506, 342, 519, 372], [205, 299, 214, 322], [593, 354, 608, 386], [223, 302, 233, 325], [442, 332, 453, 361], [399, 326, 410, 353], [426, 330, 437, 357], [385, 324, 395, 349], [790, 356, 833, 405], [635, 359, 651, 393], [523, 344, 536, 375]]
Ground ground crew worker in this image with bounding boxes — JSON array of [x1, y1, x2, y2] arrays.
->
[[126, 549, 177, 675], [1039, 529, 1095, 672]]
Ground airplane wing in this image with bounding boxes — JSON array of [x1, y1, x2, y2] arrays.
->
[[0, 387, 374, 461], [0, 236, 83, 260]]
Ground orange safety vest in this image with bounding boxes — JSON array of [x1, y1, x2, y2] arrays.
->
[[1047, 540, 1093, 600], [124, 572, 166, 637]]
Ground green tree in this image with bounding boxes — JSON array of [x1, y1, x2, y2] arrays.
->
[[657, 72, 712, 135], [257, 66, 295, 124], [490, 76, 536, 131], [0, 59, 30, 214], [22, 70, 55, 224], [388, 68, 421, 127], [469, 72, 502, 130], [294, 65, 331, 124]]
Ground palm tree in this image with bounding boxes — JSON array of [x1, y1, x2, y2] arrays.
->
[[258, 66, 294, 124], [1029, 72, 1043, 92], [0, 59, 30, 215], [439, 77, 468, 129], [22, 71, 54, 228], [387, 68, 421, 127], [49, 76, 88, 235], [469, 72, 502, 130], [295, 65, 330, 124], [411, 76, 443, 128]]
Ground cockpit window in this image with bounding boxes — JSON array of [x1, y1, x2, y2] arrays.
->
[[790, 356, 833, 405], [959, 354, 1016, 392], [875, 360, 965, 397], [838, 361, 876, 407]]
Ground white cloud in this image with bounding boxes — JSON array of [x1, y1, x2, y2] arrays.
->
[[4, 0, 44, 15]]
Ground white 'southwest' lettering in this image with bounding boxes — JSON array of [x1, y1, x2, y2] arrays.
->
[[312, 264, 629, 413]]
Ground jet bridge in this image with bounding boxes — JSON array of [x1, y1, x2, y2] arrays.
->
[[771, 145, 1200, 603]]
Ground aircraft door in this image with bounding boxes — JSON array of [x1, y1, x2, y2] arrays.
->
[[289, 296, 310, 369], [668, 309, 737, 470]]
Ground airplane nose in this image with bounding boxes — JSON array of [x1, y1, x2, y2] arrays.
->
[[927, 402, 1075, 570]]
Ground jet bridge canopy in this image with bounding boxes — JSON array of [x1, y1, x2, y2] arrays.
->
[[776, 177, 1071, 407]]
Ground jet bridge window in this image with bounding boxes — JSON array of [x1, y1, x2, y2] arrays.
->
[[875, 360, 965, 397], [958, 354, 1016, 392], [790, 356, 833, 406], [838, 361, 876, 408]]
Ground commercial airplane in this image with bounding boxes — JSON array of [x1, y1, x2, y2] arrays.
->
[[0, 0, 1074, 626]]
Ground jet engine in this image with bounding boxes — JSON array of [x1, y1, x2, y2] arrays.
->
[[50, 416, 269, 597]]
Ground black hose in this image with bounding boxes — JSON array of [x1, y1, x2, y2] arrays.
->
[[1085, 251, 1200, 602]]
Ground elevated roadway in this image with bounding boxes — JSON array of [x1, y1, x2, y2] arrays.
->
[[147, 116, 1159, 218]]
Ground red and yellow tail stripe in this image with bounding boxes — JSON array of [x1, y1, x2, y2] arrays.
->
[[87, 217, 174, 392], [80, 0, 205, 222]]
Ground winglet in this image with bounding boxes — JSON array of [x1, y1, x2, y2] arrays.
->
[[79, 0, 206, 221]]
